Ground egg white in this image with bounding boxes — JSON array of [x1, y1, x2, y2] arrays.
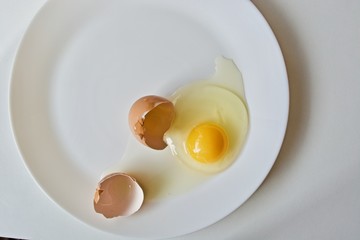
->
[[165, 58, 249, 174]]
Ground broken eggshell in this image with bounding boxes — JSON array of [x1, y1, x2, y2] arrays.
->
[[94, 173, 144, 218], [128, 95, 175, 150]]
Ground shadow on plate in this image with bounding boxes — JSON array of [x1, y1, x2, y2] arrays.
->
[[252, 0, 311, 183]]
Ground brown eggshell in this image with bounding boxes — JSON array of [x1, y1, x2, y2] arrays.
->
[[94, 173, 144, 218], [128, 95, 175, 150]]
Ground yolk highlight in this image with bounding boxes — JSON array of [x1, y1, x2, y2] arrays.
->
[[186, 122, 228, 163]]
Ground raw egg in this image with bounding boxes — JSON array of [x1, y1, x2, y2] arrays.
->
[[164, 56, 248, 173]]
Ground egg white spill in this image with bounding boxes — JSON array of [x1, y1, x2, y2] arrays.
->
[[103, 56, 248, 200], [101, 136, 209, 200]]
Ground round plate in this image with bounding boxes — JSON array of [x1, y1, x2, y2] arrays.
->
[[9, 0, 288, 238]]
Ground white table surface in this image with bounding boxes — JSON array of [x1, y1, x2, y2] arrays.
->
[[1, 0, 359, 239]]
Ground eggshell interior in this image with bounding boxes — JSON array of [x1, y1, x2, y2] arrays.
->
[[128, 95, 175, 150], [94, 173, 144, 218]]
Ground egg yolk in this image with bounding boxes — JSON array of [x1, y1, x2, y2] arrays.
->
[[186, 122, 228, 163]]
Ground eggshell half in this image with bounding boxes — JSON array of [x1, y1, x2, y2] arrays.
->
[[94, 173, 144, 218], [128, 95, 175, 150]]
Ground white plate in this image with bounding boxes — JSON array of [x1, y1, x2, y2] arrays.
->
[[9, 0, 288, 238]]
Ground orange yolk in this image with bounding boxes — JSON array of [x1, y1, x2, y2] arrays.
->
[[186, 122, 228, 163]]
